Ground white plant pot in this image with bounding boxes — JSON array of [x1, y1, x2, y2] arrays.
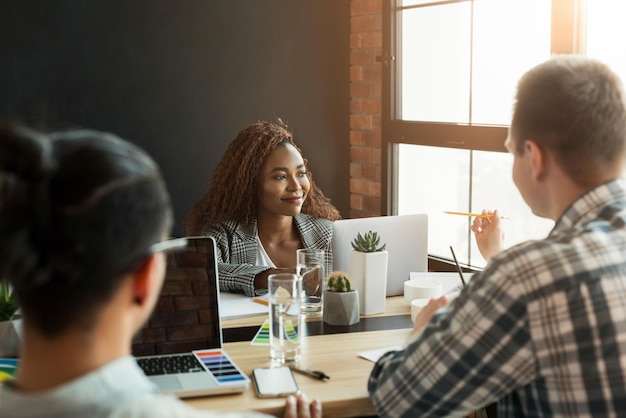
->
[[348, 250, 388, 315], [323, 290, 360, 326], [0, 319, 22, 358]]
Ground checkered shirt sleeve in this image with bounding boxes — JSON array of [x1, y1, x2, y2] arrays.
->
[[368, 179, 626, 417]]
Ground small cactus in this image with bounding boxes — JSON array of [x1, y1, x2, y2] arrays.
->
[[326, 271, 354, 292], [351, 230, 386, 252]]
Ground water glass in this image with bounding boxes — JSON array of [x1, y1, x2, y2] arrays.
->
[[268, 273, 302, 362], [296, 248, 325, 317]]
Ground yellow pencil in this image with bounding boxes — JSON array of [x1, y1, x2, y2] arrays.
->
[[444, 211, 509, 219], [252, 297, 269, 306]]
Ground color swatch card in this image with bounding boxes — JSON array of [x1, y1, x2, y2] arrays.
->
[[0, 359, 19, 382], [192, 349, 249, 385], [251, 319, 270, 346]]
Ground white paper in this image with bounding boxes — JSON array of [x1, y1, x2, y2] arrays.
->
[[219, 292, 268, 320], [358, 345, 403, 363]]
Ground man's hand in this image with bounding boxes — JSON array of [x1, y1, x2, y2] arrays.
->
[[407, 296, 449, 341], [470, 209, 504, 262], [284, 393, 322, 418]]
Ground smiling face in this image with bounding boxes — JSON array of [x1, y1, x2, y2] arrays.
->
[[257, 143, 311, 219]]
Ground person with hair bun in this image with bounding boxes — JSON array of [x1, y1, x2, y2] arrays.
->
[[0, 124, 321, 418], [185, 120, 341, 296]]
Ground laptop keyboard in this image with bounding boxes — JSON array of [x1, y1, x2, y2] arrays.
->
[[136, 354, 205, 376]]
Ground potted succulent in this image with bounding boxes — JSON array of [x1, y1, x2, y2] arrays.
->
[[322, 272, 360, 326], [348, 231, 388, 315], [0, 281, 21, 357]]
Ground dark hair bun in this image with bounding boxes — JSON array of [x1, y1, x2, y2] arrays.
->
[[0, 124, 55, 288]]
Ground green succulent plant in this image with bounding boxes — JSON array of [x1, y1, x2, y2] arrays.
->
[[351, 230, 386, 252], [326, 271, 354, 292], [0, 281, 18, 321]]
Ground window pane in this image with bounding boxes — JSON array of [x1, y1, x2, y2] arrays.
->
[[397, 144, 472, 264], [397, 144, 554, 267], [472, 0, 551, 125], [471, 150, 554, 267], [586, 1, 626, 84], [401, 3, 471, 123]]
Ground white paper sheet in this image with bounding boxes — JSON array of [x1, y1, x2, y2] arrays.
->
[[219, 292, 269, 320]]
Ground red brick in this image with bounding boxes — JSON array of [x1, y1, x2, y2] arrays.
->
[[351, 146, 373, 162], [350, 114, 372, 130], [191, 280, 209, 295], [155, 297, 174, 311], [351, 14, 383, 32], [372, 115, 382, 130], [164, 267, 207, 281], [350, 49, 377, 65], [362, 65, 382, 81], [350, 194, 363, 210], [350, 66, 363, 81], [349, 130, 363, 145], [361, 31, 382, 48], [350, 162, 363, 178], [350, 97, 363, 113], [350, 81, 373, 98], [350, 33, 363, 49], [351, 0, 382, 16], [361, 98, 381, 114], [362, 164, 381, 181], [150, 310, 199, 328], [167, 324, 217, 342], [371, 181, 382, 197], [363, 195, 381, 212], [361, 131, 381, 146], [372, 148, 382, 163], [174, 296, 211, 311], [161, 280, 192, 296], [350, 178, 373, 195], [135, 327, 166, 344]]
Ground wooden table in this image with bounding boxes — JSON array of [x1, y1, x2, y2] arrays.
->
[[186, 328, 409, 417], [186, 296, 414, 417]]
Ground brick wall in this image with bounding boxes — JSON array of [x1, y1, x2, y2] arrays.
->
[[350, 0, 383, 217], [132, 238, 221, 356]]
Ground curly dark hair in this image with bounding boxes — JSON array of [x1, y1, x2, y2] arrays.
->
[[185, 120, 340, 235]]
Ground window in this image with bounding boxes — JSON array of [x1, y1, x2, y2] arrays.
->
[[385, 0, 626, 267]]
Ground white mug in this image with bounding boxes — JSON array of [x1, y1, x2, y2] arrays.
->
[[404, 279, 442, 302]]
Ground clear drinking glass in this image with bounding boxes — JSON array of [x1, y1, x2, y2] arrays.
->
[[268, 273, 302, 362], [296, 248, 325, 317]]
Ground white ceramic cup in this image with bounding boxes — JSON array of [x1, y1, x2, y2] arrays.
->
[[404, 279, 443, 302], [410, 298, 431, 323]]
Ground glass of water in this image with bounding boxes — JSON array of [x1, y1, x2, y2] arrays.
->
[[268, 273, 302, 362], [296, 248, 325, 317]]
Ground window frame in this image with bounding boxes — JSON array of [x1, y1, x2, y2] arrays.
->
[[381, 0, 585, 215]]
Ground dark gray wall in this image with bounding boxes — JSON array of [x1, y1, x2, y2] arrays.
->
[[1, 0, 350, 236]]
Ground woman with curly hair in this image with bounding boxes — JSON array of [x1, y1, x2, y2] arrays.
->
[[185, 120, 341, 296]]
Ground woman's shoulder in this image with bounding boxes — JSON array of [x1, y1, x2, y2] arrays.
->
[[296, 213, 333, 229], [205, 219, 257, 238]]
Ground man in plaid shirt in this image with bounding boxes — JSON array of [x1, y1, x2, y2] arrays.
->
[[368, 55, 626, 417]]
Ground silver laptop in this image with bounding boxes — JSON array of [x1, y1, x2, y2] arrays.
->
[[332, 214, 428, 296], [135, 237, 249, 398]]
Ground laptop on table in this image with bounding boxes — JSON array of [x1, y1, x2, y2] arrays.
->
[[332, 214, 428, 296], [135, 236, 249, 398]]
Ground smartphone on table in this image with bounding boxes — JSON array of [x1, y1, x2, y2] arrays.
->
[[252, 366, 300, 398]]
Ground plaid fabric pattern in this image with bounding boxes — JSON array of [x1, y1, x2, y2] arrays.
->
[[368, 179, 626, 417], [207, 213, 333, 296]]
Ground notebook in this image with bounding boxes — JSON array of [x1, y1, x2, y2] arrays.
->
[[332, 214, 428, 296], [135, 236, 249, 398]]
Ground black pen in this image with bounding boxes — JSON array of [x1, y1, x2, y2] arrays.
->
[[289, 365, 330, 380], [449, 246, 467, 287]]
